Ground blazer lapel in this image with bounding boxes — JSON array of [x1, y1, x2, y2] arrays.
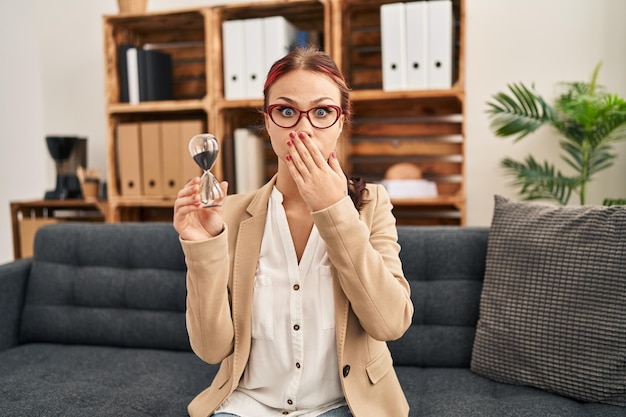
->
[[230, 178, 275, 378], [232, 177, 276, 282]]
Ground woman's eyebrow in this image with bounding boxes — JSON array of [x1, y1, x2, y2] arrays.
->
[[273, 96, 336, 106], [311, 97, 335, 105], [275, 96, 296, 104]]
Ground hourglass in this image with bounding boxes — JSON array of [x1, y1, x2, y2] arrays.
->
[[188, 134, 225, 207]]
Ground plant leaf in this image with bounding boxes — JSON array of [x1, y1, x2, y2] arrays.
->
[[501, 155, 578, 205], [486, 83, 556, 142]]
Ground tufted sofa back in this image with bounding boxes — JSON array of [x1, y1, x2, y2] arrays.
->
[[19, 223, 490, 362], [19, 222, 191, 351], [390, 226, 489, 368]]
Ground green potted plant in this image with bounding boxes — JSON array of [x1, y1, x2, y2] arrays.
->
[[486, 63, 626, 205]]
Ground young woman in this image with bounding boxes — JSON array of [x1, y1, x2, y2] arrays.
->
[[174, 47, 413, 417]]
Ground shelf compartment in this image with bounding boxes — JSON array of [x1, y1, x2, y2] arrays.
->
[[349, 93, 464, 199], [214, 0, 331, 102], [338, 0, 462, 92], [103, 9, 209, 104], [218, 0, 327, 33], [216, 107, 274, 189], [106, 113, 207, 209]]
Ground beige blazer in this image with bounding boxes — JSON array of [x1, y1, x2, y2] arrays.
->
[[181, 177, 413, 417]]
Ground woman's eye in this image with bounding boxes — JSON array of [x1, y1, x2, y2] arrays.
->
[[279, 107, 296, 117], [314, 107, 329, 117]]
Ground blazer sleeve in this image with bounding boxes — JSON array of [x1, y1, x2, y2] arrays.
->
[[311, 184, 413, 341], [181, 230, 234, 364]]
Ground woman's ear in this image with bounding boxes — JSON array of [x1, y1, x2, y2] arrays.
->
[[338, 115, 345, 134], [263, 112, 270, 132]]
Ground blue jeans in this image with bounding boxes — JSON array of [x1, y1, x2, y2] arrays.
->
[[319, 406, 353, 416], [213, 405, 353, 416]]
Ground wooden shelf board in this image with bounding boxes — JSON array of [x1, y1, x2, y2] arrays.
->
[[11, 199, 108, 216], [351, 87, 463, 102], [108, 197, 175, 208], [391, 196, 463, 207], [218, 98, 264, 110], [107, 99, 207, 114], [104, 9, 207, 27]]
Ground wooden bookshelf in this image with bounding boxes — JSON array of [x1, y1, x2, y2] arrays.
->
[[102, 0, 465, 225]]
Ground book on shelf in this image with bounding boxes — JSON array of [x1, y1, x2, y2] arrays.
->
[[116, 122, 143, 196], [117, 44, 133, 103], [120, 46, 174, 103]]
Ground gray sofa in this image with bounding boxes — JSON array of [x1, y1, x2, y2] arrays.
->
[[0, 222, 623, 416]]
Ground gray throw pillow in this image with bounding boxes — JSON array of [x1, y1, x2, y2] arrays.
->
[[471, 195, 626, 406]]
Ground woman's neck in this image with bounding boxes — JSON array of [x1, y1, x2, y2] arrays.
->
[[275, 169, 309, 211]]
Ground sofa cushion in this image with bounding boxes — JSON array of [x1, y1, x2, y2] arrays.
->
[[19, 223, 190, 351], [391, 226, 488, 367], [471, 195, 626, 406], [395, 367, 625, 417], [0, 343, 218, 417]]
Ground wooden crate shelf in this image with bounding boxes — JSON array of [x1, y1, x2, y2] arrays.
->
[[102, 0, 466, 224]]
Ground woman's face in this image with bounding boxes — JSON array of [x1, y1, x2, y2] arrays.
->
[[265, 69, 344, 162]]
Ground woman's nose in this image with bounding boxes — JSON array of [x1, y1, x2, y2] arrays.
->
[[295, 112, 315, 132]]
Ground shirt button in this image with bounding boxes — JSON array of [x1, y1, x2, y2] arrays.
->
[[296, 362, 301, 369], [282, 412, 289, 415], [343, 364, 350, 377], [287, 399, 293, 405], [293, 324, 300, 331], [293, 284, 300, 291]]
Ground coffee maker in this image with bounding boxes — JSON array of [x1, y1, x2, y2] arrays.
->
[[44, 136, 87, 200]]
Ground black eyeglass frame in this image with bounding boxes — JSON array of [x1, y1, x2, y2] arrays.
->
[[266, 104, 343, 129]]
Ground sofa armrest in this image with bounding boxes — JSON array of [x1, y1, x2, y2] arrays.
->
[[0, 258, 31, 351]]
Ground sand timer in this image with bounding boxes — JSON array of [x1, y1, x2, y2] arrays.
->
[[188, 134, 225, 207]]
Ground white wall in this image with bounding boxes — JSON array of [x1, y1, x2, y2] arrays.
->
[[0, 0, 47, 264], [1, 0, 625, 263], [465, 0, 626, 224]]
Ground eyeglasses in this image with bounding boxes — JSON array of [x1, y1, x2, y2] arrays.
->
[[267, 104, 342, 129]]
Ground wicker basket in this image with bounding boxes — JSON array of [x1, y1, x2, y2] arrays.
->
[[117, 0, 147, 14]]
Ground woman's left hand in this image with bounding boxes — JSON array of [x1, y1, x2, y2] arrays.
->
[[285, 131, 348, 211]]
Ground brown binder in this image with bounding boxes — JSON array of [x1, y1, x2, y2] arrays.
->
[[117, 122, 143, 197], [160, 121, 183, 198], [140, 121, 163, 197]]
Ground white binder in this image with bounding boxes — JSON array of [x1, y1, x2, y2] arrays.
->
[[222, 19, 246, 99], [126, 47, 140, 104], [234, 128, 265, 194], [427, 0, 453, 89], [263, 16, 297, 77], [405, 1, 428, 90], [380, 2, 407, 91], [247, 130, 265, 192], [243, 18, 265, 99]]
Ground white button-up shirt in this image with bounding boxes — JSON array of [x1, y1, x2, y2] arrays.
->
[[214, 187, 346, 416]]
